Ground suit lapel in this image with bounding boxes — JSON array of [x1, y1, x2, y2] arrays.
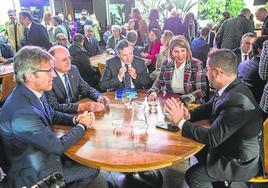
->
[[54, 72, 68, 98]]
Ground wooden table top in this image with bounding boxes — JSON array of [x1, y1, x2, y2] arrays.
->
[[90, 53, 152, 67], [0, 63, 14, 78], [55, 90, 208, 172]]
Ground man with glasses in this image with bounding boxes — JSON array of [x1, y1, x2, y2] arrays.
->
[[45, 45, 109, 114], [165, 49, 263, 188], [77, 9, 93, 35], [54, 33, 69, 48], [0, 46, 99, 187], [83, 25, 100, 57]]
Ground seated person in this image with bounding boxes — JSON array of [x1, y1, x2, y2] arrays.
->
[[165, 49, 263, 188], [126, 30, 142, 57], [0, 41, 14, 63], [0, 46, 99, 187], [232, 32, 256, 64], [53, 33, 69, 48], [106, 25, 125, 54], [191, 27, 210, 67], [99, 39, 152, 91], [141, 28, 162, 72], [148, 35, 207, 104], [238, 35, 268, 103], [103, 24, 112, 45], [45, 45, 109, 114], [68, 33, 101, 90], [150, 30, 174, 80], [83, 25, 100, 57]]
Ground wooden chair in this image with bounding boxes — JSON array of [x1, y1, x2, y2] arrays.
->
[[0, 74, 15, 103], [98, 63, 105, 75], [247, 118, 268, 183]]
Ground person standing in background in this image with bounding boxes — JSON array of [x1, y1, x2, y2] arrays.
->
[[255, 7, 268, 36], [148, 9, 161, 32], [5, 9, 24, 52]]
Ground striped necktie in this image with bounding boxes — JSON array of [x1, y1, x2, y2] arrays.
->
[[63, 74, 72, 103]]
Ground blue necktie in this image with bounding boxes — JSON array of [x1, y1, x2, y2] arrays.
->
[[63, 74, 72, 103], [124, 64, 131, 88], [40, 94, 52, 120]]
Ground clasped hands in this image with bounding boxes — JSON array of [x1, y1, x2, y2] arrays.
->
[[164, 98, 190, 125], [118, 66, 137, 79], [75, 111, 95, 129], [78, 95, 110, 112]]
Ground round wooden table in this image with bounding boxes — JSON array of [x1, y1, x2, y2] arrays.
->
[[55, 90, 206, 172]]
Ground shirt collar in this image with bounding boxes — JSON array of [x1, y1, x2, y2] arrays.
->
[[27, 87, 43, 99], [217, 80, 233, 97], [27, 22, 32, 29]]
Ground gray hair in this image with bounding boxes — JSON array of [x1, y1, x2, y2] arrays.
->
[[112, 25, 121, 32], [126, 30, 137, 43], [239, 8, 251, 18], [84, 25, 93, 32], [208, 49, 237, 76], [14, 46, 54, 84]]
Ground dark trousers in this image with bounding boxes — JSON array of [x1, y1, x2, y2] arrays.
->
[[62, 157, 99, 188]]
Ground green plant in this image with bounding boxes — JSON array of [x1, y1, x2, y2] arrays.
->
[[198, 0, 245, 23]]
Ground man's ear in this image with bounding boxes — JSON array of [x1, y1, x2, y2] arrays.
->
[[24, 72, 35, 82]]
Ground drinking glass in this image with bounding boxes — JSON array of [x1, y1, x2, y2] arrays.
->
[[131, 102, 148, 135], [122, 90, 132, 109], [112, 113, 123, 130]]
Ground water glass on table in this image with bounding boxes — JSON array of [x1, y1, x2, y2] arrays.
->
[[112, 113, 123, 130], [122, 90, 132, 109]]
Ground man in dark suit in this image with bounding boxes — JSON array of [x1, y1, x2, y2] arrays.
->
[[100, 40, 152, 91], [83, 25, 100, 57], [0, 46, 99, 188], [255, 7, 268, 36], [19, 11, 51, 50], [106, 25, 125, 54], [232, 32, 256, 65], [46, 45, 109, 114], [0, 42, 14, 63], [165, 49, 263, 188]]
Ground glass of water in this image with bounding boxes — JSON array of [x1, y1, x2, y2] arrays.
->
[[112, 113, 123, 130], [122, 90, 132, 109]]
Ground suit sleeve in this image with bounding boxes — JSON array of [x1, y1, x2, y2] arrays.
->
[[99, 60, 124, 91], [182, 94, 259, 148], [133, 60, 152, 89], [39, 24, 52, 50], [45, 88, 79, 114], [11, 107, 84, 155]]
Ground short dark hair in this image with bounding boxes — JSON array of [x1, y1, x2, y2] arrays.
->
[[53, 16, 62, 25], [115, 39, 130, 53], [19, 11, 32, 21], [81, 9, 88, 14], [252, 35, 268, 56], [127, 30, 137, 43], [73, 33, 84, 43], [208, 49, 237, 76], [200, 27, 209, 37]]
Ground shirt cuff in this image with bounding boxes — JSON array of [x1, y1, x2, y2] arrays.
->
[[177, 119, 186, 129], [73, 116, 77, 125], [118, 75, 123, 82], [77, 124, 86, 131]]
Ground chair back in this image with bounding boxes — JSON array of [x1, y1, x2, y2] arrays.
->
[[98, 63, 105, 75]]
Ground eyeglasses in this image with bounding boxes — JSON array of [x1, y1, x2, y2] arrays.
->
[[34, 67, 55, 73], [59, 38, 67, 41]]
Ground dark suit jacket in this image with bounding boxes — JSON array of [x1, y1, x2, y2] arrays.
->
[[106, 35, 125, 50], [238, 57, 266, 103], [232, 47, 253, 65], [26, 22, 52, 50], [45, 65, 101, 114], [68, 43, 101, 89], [0, 84, 85, 187], [99, 56, 152, 91], [182, 78, 263, 181], [207, 31, 215, 48], [262, 15, 268, 36], [0, 42, 14, 63], [83, 36, 100, 57]]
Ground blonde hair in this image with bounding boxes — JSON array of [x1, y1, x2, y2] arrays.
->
[[169, 35, 192, 61]]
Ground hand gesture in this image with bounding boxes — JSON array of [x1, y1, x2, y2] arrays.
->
[[147, 92, 157, 102], [76, 111, 95, 129], [164, 98, 185, 124], [97, 95, 110, 108], [128, 67, 137, 79], [118, 66, 127, 79]]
